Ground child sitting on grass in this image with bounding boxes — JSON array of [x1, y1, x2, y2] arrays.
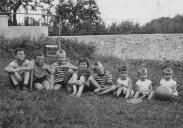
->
[[5, 48, 30, 92], [99, 66, 134, 99], [68, 58, 91, 97], [134, 67, 154, 100], [85, 61, 113, 93], [28, 52, 52, 90], [160, 67, 178, 96], [50, 50, 77, 91]]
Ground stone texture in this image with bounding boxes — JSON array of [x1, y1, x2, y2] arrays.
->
[[58, 34, 183, 61]]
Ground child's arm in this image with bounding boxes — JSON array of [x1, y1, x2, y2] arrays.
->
[[19, 61, 34, 71], [149, 83, 153, 92], [105, 72, 113, 86], [136, 84, 140, 91], [116, 78, 121, 88], [172, 81, 177, 93], [60, 63, 78, 70], [127, 78, 132, 89], [5, 65, 20, 73]]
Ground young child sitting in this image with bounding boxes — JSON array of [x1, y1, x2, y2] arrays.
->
[[160, 67, 178, 96], [28, 52, 52, 90], [5, 48, 30, 92], [68, 58, 91, 97], [134, 67, 154, 100], [99, 66, 134, 99], [50, 50, 77, 91], [85, 61, 113, 93]]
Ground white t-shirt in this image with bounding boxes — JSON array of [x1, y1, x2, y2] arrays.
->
[[117, 77, 129, 88], [160, 79, 178, 96], [136, 79, 152, 91], [9, 59, 30, 74]]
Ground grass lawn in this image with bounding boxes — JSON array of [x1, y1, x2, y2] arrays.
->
[[0, 57, 183, 128]]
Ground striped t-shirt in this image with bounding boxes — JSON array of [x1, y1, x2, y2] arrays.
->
[[93, 71, 113, 87], [50, 62, 70, 83]]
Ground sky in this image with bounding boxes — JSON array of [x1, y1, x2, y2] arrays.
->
[[52, 0, 183, 25], [96, 0, 183, 24]]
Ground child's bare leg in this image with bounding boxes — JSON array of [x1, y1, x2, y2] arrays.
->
[[88, 76, 101, 92], [43, 80, 52, 90], [72, 84, 77, 95], [125, 89, 131, 99], [134, 91, 140, 99], [9, 74, 19, 86], [68, 73, 77, 85], [116, 87, 123, 97], [23, 71, 30, 85], [147, 91, 154, 100], [99, 85, 117, 95], [76, 84, 84, 97], [54, 83, 62, 91], [34, 83, 44, 90]]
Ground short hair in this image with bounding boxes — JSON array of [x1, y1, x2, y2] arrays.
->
[[14, 48, 24, 55], [92, 61, 103, 70], [138, 67, 147, 75], [119, 66, 128, 72], [34, 51, 44, 59], [163, 67, 173, 75], [56, 49, 66, 56], [78, 58, 90, 68]]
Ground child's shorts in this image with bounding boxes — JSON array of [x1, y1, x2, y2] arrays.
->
[[139, 90, 151, 96], [122, 87, 134, 95], [33, 75, 47, 84]]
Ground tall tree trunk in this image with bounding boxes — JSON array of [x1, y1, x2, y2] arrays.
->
[[13, 9, 17, 26]]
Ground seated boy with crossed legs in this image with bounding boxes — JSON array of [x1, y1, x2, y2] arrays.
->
[[28, 52, 52, 90], [85, 61, 113, 93], [5, 48, 30, 92], [50, 50, 77, 91]]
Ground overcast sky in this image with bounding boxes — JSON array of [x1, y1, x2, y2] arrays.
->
[[96, 0, 183, 24], [53, 0, 183, 24]]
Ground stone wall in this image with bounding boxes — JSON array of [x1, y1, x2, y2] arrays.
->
[[59, 34, 183, 61]]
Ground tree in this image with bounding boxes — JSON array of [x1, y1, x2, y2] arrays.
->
[[55, 0, 102, 35], [0, 0, 54, 25]]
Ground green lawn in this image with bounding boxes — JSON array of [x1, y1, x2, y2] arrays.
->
[[1, 57, 183, 128]]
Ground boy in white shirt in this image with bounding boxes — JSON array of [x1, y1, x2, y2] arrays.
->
[[134, 67, 154, 100], [5, 48, 30, 92], [160, 68, 178, 96], [99, 66, 134, 99]]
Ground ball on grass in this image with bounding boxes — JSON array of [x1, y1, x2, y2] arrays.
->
[[154, 86, 173, 101]]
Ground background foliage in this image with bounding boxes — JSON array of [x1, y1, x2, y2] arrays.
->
[[0, 35, 96, 60]]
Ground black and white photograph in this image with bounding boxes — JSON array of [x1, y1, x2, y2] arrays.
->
[[0, 0, 183, 127]]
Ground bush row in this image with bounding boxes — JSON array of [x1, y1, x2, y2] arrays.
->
[[0, 34, 96, 60]]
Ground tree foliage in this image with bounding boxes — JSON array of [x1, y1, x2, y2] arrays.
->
[[54, 0, 102, 35], [0, 0, 54, 25]]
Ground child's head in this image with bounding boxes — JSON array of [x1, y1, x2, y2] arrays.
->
[[92, 61, 105, 75], [118, 66, 128, 80], [78, 58, 89, 69], [163, 67, 173, 80], [138, 67, 147, 81], [14, 48, 25, 61], [34, 51, 44, 66], [56, 50, 66, 64]]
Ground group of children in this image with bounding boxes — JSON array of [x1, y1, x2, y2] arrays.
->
[[5, 48, 178, 100]]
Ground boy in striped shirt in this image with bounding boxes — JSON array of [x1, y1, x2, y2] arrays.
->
[[85, 61, 113, 93], [50, 50, 77, 91]]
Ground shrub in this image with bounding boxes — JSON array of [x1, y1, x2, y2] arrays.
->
[[0, 35, 96, 60]]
